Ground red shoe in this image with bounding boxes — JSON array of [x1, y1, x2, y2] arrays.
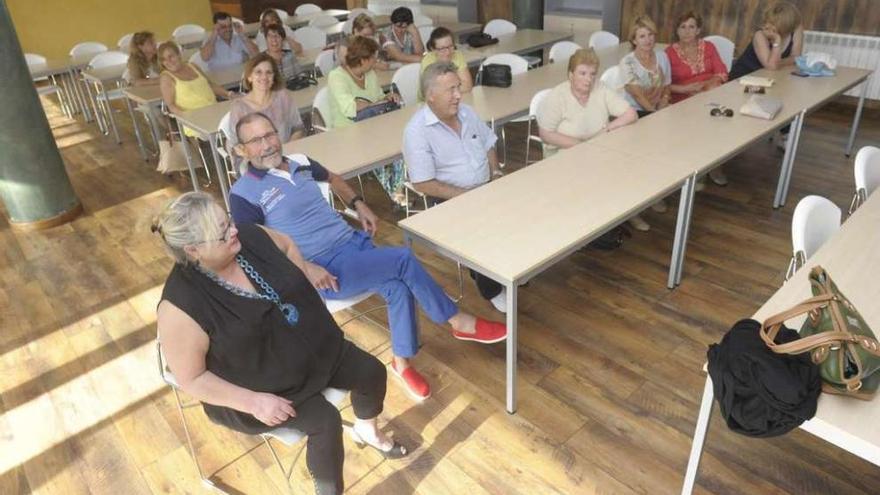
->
[[391, 361, 431, 402], [452, 318, 508, 344]]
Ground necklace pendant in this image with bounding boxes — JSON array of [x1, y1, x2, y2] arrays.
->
[[281, 303, 299, 326]]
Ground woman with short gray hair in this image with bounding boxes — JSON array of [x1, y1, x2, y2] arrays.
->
[[153, 192, 407, 495]]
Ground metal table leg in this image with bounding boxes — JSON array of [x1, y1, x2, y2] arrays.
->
[[69, 67, 92, 122], [668, 174, 696, 289], [84, 79, 106, 133], [125, 96, 148, 161], [208, 133, 231, 211], [773, 112, 804, 209], [845, 79, 868, 157], [143, 102, 162, 152], [680, 376, 715, 495], [505, 282, 518, 414], [779, 110, 806, 207], [177, 126, 201, 191], [99, 81, 122, 144]]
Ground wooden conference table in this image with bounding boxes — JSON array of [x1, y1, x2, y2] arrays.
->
[[680, 191, 880, 494], [400, 66, 871, 414]]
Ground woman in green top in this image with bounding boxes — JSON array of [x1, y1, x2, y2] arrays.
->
[[327, 35, 406, 207], [419, 27, 473, 94]]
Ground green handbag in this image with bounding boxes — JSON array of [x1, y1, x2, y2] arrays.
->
[[760, 266, 880, 400]]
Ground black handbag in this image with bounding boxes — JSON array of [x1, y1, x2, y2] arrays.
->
[[286, 74, 318, 91], [584, 225, 631, 251], [466, 32, 498, 48], [480, 64, 512, 88], [353, 99, 401, 122]]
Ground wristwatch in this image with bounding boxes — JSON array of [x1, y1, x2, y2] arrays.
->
[[348, 195, 365, 209]]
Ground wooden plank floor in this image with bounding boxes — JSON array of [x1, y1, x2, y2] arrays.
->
[[1, 92, 879, 495]]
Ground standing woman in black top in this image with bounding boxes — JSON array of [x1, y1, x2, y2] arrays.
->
[[729, 1, 803, 79], [153, 192, 406, 495]]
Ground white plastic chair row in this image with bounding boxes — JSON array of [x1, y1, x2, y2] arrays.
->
[[588, 30, 619, 50], [548, 40, 581, 64], [172, 23, 206, 45], [849, 145, 880, 213], [785, 195, 841, 280], [309, 14, 340, 29], [294, 3, 321, 16]]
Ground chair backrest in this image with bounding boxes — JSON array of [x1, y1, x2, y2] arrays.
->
[[25, 53, 47, 67], [791, 195, 841, 259], [855, 145, 880, 197], [529, 88, 552, 117], [418, 26, 434, 44], [294, 3, 322, 16], [600, 66, 623, 91], [349, 8, 373, 19], [309, 14, 339, 28], [391, 63, 422, 106], [172, 24, 206, 38], [188, 51, 209, 71], [480, 53, 529, 78], [548, 41, 582, 64], [312, 86, 332, 131], [314, 49, 336, 77], [705, 35, 735, 71], [273, 8, 290, 22], [413, 14, 433, 27], [588, 30, 620, 50], [483, 19, 516, 38], [293, 26, 328, 50], [88, 50, 129, 69], [117, 33, 134, 51], [70, 41, 108, 60]]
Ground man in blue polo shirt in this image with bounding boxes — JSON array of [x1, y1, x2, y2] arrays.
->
[[229, 112, 507, 402]]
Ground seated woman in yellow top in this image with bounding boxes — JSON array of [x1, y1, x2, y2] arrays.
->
[[419, 27, 473, 96]]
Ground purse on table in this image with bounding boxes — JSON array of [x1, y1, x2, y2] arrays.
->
[[740, 94, 783, 120], [760, 265, 880, 400], [480, 64, 512, 88], [466, 32, 498, 48]]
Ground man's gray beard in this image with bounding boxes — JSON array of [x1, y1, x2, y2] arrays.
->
[[250, 153, 281, 170]]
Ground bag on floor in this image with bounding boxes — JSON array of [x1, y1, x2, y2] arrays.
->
[[585, 225, 631, 251], [760, 266, 880, 400], [708, 318, 820, 437], [157, 139, 194, 174]]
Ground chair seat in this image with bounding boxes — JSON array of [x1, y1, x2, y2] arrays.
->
[[324, 291, 374, 313]]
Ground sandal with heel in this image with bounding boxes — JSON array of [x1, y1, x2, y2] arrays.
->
[[348, 427, 408, 459]]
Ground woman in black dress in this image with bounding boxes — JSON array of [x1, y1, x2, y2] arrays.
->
[[153, 192, 406, 495]]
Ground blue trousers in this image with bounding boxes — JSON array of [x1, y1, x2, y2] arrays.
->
[[313, 231, 458, 358]]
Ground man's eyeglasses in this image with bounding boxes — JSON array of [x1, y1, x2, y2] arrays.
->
[[242, 130, 279, 147]]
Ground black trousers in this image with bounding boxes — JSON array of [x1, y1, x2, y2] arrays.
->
[[426, 196, 504, 301], [281, 341, 386, 495]]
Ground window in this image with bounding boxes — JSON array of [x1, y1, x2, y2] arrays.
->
[[545, 0, 603, 17]]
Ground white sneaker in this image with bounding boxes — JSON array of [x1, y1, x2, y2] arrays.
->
[[629, 214, 650, 232], [490, 288, 507, 313], [651, 199, 667, 213], [776, 131, 788, 151], [694, 178, 706, 192]]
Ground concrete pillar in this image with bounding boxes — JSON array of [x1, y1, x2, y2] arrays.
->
[[513, 0, 543, 30], [0, 0, 81, 230]]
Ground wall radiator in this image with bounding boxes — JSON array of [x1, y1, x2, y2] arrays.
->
[[804, 31, 880, 100]]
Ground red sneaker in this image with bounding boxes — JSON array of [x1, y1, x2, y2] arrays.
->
[[391, 361, 431, 402], [452, 318, 508, 344]]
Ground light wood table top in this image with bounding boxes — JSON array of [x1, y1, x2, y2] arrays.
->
[[398, 144, 694, 284], [750, 191, 880, 465], [589, 66, 872, 175], [459, 29, 573, 60], [29, 58, 77, 78]]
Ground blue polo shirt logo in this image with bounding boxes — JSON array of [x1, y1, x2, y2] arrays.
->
[[260, 186, 286, 211]]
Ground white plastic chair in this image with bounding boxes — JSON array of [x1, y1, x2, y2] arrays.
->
[[418, 26, 434, 45], [172, 24, 206, 40], [483, 19, 516, 38], [70, 41, 108, 62], [188, 51, 210, 71], [215, 111, 240, 181], [483, 19, 540, 68], [117, 33, 134, 51], [785, 195, 841, 279], [705, 35, 735, 71], [314, 49, 336, 78], [293, 26, 328, 50], [311, 86, 333, 132], [309, 14, 340, 29], [391, 63, 421, 107], [273, 8, 290, 22], [413, 14, 433, 28], [588, 30, 620, 50], [26, 53, 64, 107], [548, 41, 582, 64], [349, 8, 374, 20], [294, 3, 322, 16], [157, 341, 350, 494], [850, 145, 880, 213], [525, 88, 552, 165], [88, 51, 130, 100], [600, 66, 624, 94]]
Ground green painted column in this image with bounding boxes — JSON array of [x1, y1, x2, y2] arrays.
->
[[0, 0, 80, 229], [513, 0, 544, 29]]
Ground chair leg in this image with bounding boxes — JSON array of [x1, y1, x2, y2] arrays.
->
[[525, 120, 532, 165], [500, 125, 507, 168], [171, 387, 214, 488], [452, 262, 464, 303], [263, 436, 296, 495], [193, 139, 213, 186]]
